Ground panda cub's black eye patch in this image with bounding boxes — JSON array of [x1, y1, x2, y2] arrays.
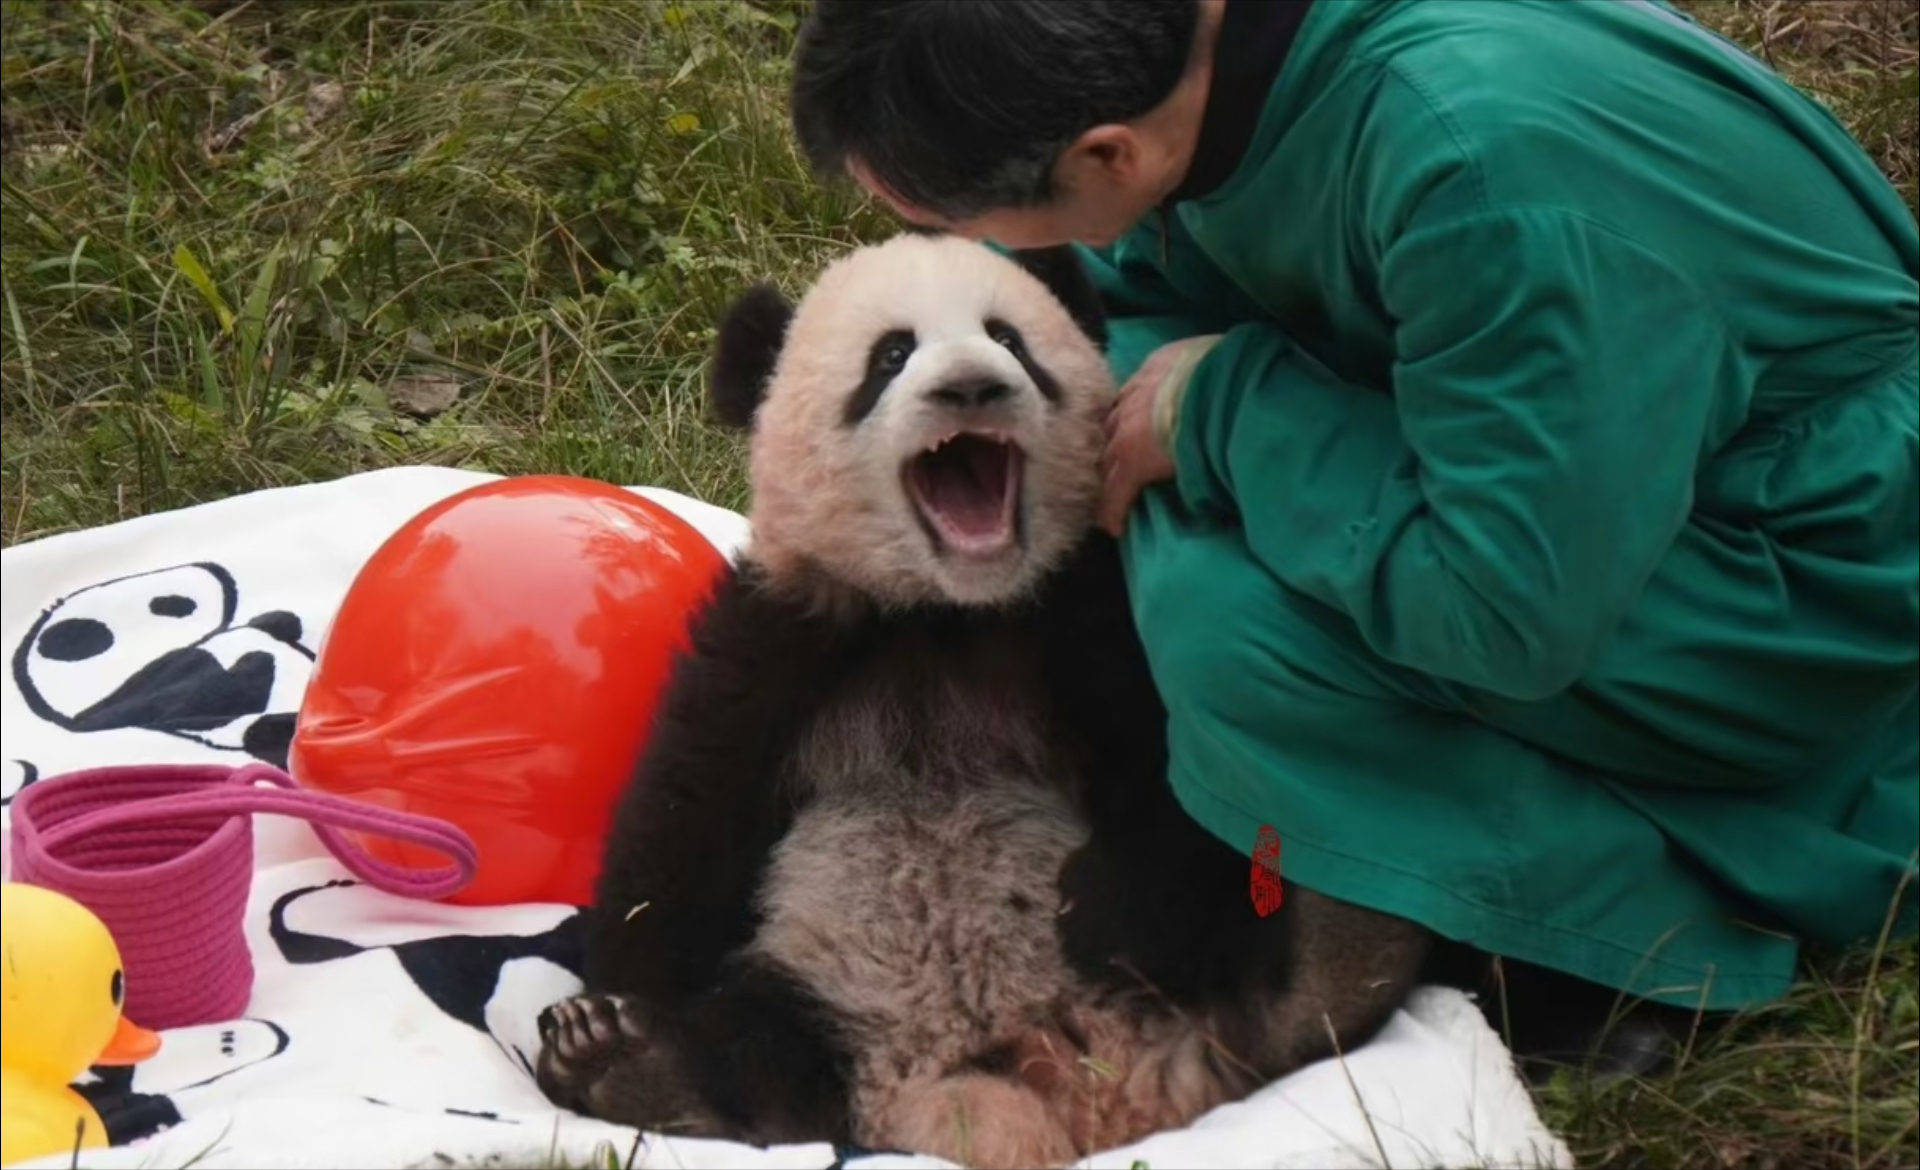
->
[[985, 317, 1062, 405], [873, 333, 915, 375], [843, 329, 918, 426], [985, 319, 1024, 355]]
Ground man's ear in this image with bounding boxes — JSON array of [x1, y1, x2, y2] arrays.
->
[[1008, 246, 1109, 351], [1064, 124, 1142, 188], [708, 283, 794, 430]]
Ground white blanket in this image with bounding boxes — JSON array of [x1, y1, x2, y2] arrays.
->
[[0, 466, 1572, 1170]]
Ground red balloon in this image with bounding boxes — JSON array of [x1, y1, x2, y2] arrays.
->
[[290, 476, 730, 907]]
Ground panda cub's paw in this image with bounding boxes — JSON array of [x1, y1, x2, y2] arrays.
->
[[534, 994, 648, 1108], [535, 993, 730, 1136]]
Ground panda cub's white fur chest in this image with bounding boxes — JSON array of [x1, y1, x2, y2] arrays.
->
[[745, 626, 1092, 1076]]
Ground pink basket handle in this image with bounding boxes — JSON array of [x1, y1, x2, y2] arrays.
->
[[37, 763, 478, 901]]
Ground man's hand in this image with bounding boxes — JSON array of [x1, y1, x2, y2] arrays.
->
[[1096, 335, 1222, 537]]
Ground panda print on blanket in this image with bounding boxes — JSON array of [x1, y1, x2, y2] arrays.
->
[[2, 758, 38, 808], [76, 1019, 293, 1144], [66, 877, 592, 1149], [9, 562, 316, 768], [268, 878, 588, 1077]]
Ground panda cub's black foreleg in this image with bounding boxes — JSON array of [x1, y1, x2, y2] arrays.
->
[[1033, 541, 1433, 1088], [1037, 534, 1294, 1004], [535, 567, 866, 1145]]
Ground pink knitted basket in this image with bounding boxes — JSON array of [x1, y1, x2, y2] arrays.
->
[[8, 761, 479, 1031]]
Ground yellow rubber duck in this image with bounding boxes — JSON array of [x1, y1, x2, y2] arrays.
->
[[2, 882, 162, 1167]]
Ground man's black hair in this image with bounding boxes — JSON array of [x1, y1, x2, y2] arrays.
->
[[791, 1, 1202, 221]]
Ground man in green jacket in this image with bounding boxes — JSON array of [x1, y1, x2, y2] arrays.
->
[[789, 0, 1919, 1061]]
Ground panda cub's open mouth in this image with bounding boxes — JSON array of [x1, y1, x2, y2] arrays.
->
[[904, 430, 1024, 558]]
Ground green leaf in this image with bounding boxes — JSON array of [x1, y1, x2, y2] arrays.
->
[[236, 242, 283, 398], [191, 322, 224, 412], [668, 43, 711, 88], [173, 243, 236, 333], [4, 282, 37, 399]]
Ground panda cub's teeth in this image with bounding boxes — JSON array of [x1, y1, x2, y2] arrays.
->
[[905, 429, 1023, 559], [925, 428, 1003, 454]]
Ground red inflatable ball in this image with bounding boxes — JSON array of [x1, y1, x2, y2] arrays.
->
[[290, 475, 731, 907]]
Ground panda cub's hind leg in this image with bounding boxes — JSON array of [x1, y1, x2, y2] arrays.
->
[[868, 1073, 1079, 1170]]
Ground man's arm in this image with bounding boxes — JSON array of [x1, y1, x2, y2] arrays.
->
[[1166, 207, 1731, 701]]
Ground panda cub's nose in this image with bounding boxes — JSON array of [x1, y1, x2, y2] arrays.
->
[[928, 378, 1011, 410]]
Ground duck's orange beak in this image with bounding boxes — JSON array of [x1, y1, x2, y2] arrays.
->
[[97, 1014, 161, 1065]]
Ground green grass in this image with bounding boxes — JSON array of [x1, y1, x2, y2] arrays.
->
[[0, 0, 892, 540], [2, 1, 1915, 1168], [1537, 905, 1919, 1170]]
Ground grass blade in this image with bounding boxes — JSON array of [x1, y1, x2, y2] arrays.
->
[[173, 242, 235, 333]]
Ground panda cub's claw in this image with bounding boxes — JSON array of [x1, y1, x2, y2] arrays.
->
[[534, 993, 647, 1108]]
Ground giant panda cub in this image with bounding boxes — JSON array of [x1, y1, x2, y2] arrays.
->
[[533, 233, 1432, 1169]]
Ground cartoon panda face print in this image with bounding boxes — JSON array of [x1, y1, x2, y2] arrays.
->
[[21, 564, 236, 713], [10, 562, 317, 768]]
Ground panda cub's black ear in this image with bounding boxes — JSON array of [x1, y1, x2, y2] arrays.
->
[[708, 283, 795, 430], [1007, 246, 1109, 352]]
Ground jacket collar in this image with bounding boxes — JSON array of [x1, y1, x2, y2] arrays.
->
[[1161, 0, 1317, 208]]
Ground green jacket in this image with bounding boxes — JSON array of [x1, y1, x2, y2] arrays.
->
[[1088, 0, 1916, 700], [1076, 0, 1918, 1005]]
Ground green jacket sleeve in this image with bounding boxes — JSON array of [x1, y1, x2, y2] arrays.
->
[[1170, 207, 1734, 701]]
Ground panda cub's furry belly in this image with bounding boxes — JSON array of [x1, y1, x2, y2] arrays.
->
[[755, 633, 1089, 1048], [757, 780, 1085, 1078], [748, 650, 1223, 1161]]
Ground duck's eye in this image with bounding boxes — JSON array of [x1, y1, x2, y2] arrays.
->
[[110, 968, 124, 1007], [986, 320, 1024, 354]]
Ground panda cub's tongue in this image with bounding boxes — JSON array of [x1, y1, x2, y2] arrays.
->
[[908, 433, 1019, 554]]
